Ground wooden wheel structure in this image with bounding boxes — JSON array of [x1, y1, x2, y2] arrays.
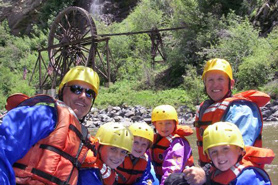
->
[[47, 6, 98, 89], [30, 6, 186, 95], [29, 6, 108, 94]]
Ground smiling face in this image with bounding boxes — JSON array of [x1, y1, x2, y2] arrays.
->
[[204, 70, 234, 102], [62, 80, 93, 119], [208, 145, 243, 171], [99, 145, 128, 169], [131, 136, 150, 158], [154, 120, 176, 137]]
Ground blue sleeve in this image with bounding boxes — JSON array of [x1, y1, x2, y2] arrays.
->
[[232, 168, 271, 185], [78, 168, 102, 185], [223, 101, 262, 146], [0, 105, 56, 185], [134, 158, 158, 185]]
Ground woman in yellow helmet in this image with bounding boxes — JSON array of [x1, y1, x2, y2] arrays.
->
[[79, 122, 134, 185]]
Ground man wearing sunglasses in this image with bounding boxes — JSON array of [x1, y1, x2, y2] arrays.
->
[[58, 66, 99, 122], [0, 66, 100, 185]]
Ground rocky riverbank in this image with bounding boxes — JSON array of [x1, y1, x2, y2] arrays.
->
[[84, 99, 278, 128]]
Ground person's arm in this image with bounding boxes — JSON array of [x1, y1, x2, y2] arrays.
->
[[223, 101, 262, 146], [233, 168, 271, 185], [133, 156, 156, 185], [0, 105, 57, 185], [78, 168, 103, 185], [182, 166, 206, 185], [160, 138, 192, 185]]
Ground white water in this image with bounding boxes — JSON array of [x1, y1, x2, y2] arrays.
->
[[90, 0, 103, 19]]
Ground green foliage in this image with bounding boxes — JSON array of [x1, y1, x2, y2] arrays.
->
[[180, 65, 206, 105], [265, 27, 278, 73], [198, 0, 254, 16], [237, 57, 271, 89], [198, 13, 261, 74], [0, 21, 42, 108], [0, 66, 36, 109], [95, 80, 195, 110], [105, 0, 164, 82], [38, 0, 75, 30], [260, 80, 278, 99], [236, 38, 273, 90], [1, 0, 278, 111], [0, 20, 12, 47], [127, 0, 163, 31]]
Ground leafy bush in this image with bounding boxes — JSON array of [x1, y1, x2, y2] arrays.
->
[[180, 65, 206, 106], [236, 38, 273, 90], [260, 80, 278, 99], [95, 80, 195, 110], [199, 13, 260, 74]]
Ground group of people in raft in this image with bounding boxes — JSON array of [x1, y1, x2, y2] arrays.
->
[[0, 58, 275, 185]]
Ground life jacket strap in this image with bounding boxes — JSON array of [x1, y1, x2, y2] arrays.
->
[[194, 121, 212, 127], [31, 168, 70, 185], [13, 163, 70, 185], [69, 124, 97, 156], [40, 144, 81, 168], [117, 166, 144, 175], [13, 162, 26, 169]]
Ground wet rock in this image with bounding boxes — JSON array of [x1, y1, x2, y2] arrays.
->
[[84, 100, 278, 129]]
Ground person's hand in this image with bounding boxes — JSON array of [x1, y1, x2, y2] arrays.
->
[[183, 166, 206, 185]]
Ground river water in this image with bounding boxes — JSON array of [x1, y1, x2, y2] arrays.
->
[[89, 121, 278, 183]]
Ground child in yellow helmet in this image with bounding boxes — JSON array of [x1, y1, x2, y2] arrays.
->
[[150, 105, 194, 184], [78, 122, 134, 185], [203, 121, 274, 185], [116, 122, 159, 185]]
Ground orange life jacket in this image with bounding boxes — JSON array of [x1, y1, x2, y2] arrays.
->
[[150, 125, 194, 179], [116, 153, 149, 185], [210, 146, 274, 185], [82, 148, 117, 185], [195, 90, 270, 166], [13, 95, 94, 185]]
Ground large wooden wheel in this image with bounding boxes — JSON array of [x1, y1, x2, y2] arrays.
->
[[47, 6, 97, 88]]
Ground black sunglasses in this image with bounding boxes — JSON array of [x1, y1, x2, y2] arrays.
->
[[65, 85, 96, 99]]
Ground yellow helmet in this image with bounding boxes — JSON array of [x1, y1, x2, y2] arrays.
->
[[203, 121, 245, 155], [95, 122, 134, 153], [128, 122, 154, 146], [151, 105, 178, 125], [58, 66, 100, 96], [202, 58, 233, 80]]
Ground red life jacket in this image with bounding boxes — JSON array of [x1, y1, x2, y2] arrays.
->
[[116, 153, 149, 185], [82, 148, 117, 185], [195, 90, 270, 166], [13, 95, 93, 185], [210, 146, 274, 185], [150, 125, 194, 178]]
